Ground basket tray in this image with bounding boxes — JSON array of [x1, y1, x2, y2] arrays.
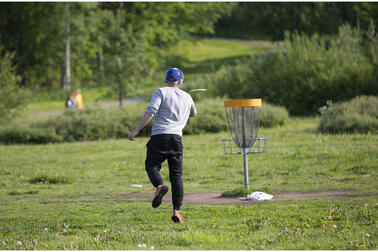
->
[[221, 138, 268, 154]]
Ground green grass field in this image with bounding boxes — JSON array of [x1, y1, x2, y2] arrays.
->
[[2, 36, 377, 250], [165, 38, 271, 80], [0, 118, 377, 249]]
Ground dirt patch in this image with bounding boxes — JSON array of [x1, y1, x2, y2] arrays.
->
[[117, 191, 377, 206], [27, 97, 143, 117]]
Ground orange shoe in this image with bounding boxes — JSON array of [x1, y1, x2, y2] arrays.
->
[[152, 185, 169, 208], [172, 210, 184, 223]]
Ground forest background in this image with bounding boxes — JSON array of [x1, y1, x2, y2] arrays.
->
[[0, 2, 377, 122]]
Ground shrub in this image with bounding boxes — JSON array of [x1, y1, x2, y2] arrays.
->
[[0, 48, 30, 124], [260, 102, 289, 127], [185, 98, 288, 133], [0, 99, 288, 144], [185, 98, 227, 134], [0, 124, 62, 144], [318, 96, 378, 134]]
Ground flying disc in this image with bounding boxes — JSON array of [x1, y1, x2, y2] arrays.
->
[[190, 89, 207, 92]]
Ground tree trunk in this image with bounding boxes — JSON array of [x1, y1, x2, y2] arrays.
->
[[341, 4, 350, 24], [19, 14, 28, 88], [61, 63, 65, 89], [116, 2, 124, 107], [116, 56, 123, 107], [291, 5, 298, 32], [356, 12, 360, 33], [98, 40, 105, 84], [63, 2, 71, 92], [118, 81, 123, 107]]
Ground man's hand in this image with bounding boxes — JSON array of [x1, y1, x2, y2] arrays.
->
[[128, 129, 139, 141]]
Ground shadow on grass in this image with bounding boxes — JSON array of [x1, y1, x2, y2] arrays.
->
[[163, 54, 252, 77], [185, 54, 252, 76]]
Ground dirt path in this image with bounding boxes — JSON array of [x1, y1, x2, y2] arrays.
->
[[28, 97, 144, 117], [118, 191, 377, 206]]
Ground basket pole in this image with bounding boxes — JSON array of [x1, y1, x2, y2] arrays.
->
[[241, 108, 249, 189]]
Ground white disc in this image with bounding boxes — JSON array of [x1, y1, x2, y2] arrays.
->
[[190, 89, 207, 92]]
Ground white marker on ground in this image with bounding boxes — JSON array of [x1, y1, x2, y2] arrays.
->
[[131, 184, 143, 188]]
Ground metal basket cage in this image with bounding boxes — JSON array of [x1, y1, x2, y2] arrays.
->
[[221, 138, 268, 155], [225, 106, 261, 148]]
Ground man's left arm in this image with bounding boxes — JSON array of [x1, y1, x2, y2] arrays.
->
[[190, 100, 197, 117]]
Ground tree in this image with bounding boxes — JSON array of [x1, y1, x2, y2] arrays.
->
[[62, 2, 71, 92], [214, 3, 378, 40], [0, 49, 29, 124], [99, 6, 149, 106], [0, 2, 234, 90]]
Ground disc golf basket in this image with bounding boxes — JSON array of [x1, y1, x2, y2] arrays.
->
[[221, 99, 268, 189]]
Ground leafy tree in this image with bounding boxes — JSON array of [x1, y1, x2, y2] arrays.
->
[[0, 3, 64, 87], [210, 24, 377, 115], [0, 49, 29, 124], [98, 6, 149, 106], [0, 2, 233, 91], [0, 3, 99, 89], [214, 3, 378, 40]]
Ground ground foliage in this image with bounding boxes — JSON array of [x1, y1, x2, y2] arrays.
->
[[318, 95, 378, 134], [0, 99, 288, 144]]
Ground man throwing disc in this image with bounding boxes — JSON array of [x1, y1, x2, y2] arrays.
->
[[128, 68, 196, 223]]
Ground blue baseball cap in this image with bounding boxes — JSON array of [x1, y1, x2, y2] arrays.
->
[[166, 68, 182, 82]]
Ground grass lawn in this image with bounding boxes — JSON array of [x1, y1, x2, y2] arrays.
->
[[165, 38, 272, 80], [0, 118, 376, 249]]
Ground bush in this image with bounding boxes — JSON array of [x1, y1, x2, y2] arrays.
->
[[185, 98, 227, 134], [210, 24, 378, 115], [260, 102, 289, 127], [318, 96, 378, 134], [0, 48, 30, 124], [0, 99, 289, 144]]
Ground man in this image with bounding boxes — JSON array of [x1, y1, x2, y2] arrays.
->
[[128, 68, 196, 223]]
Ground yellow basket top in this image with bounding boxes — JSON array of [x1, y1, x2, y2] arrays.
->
[[224, 99, 262, 108]]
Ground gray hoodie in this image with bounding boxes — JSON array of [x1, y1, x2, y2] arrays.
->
[[145, 87, 197, 136]]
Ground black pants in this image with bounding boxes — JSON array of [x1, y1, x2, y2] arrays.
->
[[145, 134, 183, 210]]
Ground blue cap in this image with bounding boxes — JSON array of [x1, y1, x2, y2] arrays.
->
[[166, 68, 182, 82]]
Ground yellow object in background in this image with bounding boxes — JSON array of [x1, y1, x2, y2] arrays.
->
[[72, 89, 84, 110]]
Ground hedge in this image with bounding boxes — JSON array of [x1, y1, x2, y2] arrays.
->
[[0, 99, 288, 144], [318, 96, 378, 134]]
